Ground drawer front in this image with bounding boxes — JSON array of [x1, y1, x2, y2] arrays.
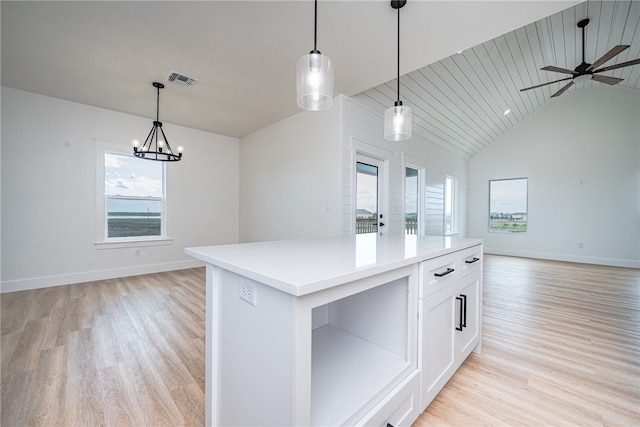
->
[[458, 245, 482, 278], [356, 370, 420, 427], [420, 253, 459, 299]]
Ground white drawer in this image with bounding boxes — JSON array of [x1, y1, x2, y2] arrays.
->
[[458, 245, 482, 278], [356, 370, 420, 427], [420, 252, 459, 299]]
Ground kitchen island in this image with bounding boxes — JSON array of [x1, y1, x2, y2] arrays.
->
[[186, 233, 483, 426]]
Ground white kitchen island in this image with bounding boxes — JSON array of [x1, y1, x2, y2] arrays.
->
[[186, 234, 483, 426]]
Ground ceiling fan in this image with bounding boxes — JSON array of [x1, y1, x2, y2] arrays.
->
[[520, 18, 640, 98]]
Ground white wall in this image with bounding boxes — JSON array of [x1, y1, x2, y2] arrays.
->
[[239, 103, 342, 242], [239, 95, 468, 242], [342, 97, 468, 237], [468, 86, 640, 268], [1, 87, 240, 292]]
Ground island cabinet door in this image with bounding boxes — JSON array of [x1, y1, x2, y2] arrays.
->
[[454, 273, 481, 359], [418, 285, 456, 411]]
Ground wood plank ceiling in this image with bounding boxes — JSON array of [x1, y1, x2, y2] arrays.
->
[[354, 0, 640, 158]]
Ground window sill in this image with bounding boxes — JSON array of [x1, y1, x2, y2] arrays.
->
[[95, 238, 173, 250]]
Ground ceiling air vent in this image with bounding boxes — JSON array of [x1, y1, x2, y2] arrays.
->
[[166, 71, 197, 87]]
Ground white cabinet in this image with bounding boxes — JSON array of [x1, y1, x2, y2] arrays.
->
[[454, 274, 481, 358], [419, 285, 456, 409], [418, 245, 483, 412]]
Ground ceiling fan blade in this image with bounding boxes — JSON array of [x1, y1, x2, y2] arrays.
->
[[541, 65, 577, 75], [586, 45, 630, 71], [520, 77, 573, 92], [593, 58, 640, 73], [591, 74, 624, 85], [550, 81, 574, 98]]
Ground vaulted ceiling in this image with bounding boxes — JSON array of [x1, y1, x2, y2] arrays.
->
[[1, 0, 578, 143], [5, 1, 636, 158], [355, 0, 640, 157]]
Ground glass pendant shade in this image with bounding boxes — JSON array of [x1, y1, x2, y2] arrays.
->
[[384, 101, 412, 141], [296, 51, 334, 111]]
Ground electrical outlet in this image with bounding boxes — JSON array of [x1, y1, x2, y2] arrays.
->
[[239, 281, 257, 306], [578, 242, 584, 249]]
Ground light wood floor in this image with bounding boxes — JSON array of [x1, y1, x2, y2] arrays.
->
[[1, 256, 639, 426]]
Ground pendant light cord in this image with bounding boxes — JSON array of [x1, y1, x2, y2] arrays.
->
[[396, 5, 401, 103], [313, 0, 318, 52]]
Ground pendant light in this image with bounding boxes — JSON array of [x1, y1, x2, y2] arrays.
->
[[132, 82, 183, 162], [296, 0, 334, 111], [384, 0, 412, 141]]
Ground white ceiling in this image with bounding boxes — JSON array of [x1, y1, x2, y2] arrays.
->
[[356, 0, 640, 157], [1, 0, 579, 142]]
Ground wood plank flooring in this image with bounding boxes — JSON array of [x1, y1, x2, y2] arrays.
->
[[1, 269, 206, 426], [1, 256, 639, 426]]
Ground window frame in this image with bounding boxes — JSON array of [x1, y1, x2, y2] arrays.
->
[[95, 139, 172, 249]]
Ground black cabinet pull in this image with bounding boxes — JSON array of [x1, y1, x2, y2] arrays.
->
[[465, 257, 480, 264], [387, 424, 394, 427], [434, 267, 455, 278], [460, 294, 467, 328], [455, 296, 464, 331]]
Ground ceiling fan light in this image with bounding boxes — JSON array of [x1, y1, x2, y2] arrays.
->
[[296, 51, 334, 111], [384, 102, 412, 141], [573, 73, 592, 84]]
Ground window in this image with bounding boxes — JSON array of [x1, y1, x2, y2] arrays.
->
[[104, 152, 164, 239], [444, 175, 457, 235], [489, 178, 528, 233], [405, 167, 419, 234], [95, 138, 169, 246]]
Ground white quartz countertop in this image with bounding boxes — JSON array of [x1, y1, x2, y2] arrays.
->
[[185, 234, 482, 297]]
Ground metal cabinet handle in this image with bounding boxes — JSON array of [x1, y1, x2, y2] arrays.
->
[[460, 294, 467, 328], [434, 267, 455, 278], [465, 257, 480, 264], [455, 296, 464, 331]]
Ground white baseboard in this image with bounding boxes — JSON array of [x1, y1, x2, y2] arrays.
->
[[0, 259, 205, 293], [484, 247, 640, 269]]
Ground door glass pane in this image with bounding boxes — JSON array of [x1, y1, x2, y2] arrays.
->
[[356, 162, 378, 234], [405, 167, 418, 234]]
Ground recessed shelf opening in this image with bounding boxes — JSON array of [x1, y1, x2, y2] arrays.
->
[[311, 276, 411, 426]]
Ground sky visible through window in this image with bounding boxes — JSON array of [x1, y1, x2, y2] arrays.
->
[[356, 162, 378, 214], [105, 153, 163, 213], [490, 178, 527, 214]]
